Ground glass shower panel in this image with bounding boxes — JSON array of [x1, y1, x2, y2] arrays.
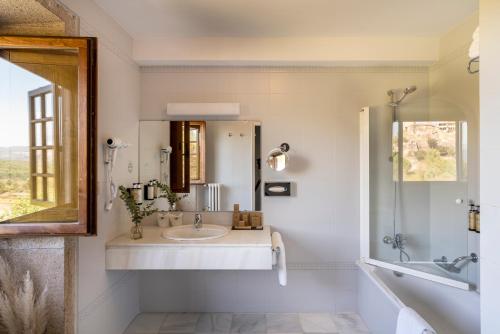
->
[[369, 108, 470, 283]]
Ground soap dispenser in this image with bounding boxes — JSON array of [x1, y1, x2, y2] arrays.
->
[[475, 205, 480, 233]]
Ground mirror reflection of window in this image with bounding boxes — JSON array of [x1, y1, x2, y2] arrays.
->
[[189, 121, 206, 184], [392, 121, 467, 182]]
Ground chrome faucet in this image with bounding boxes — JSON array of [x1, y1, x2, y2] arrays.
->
[[194, 213, 203, 230], [383, 233, 411, 262], [433, 253, 478, 273]]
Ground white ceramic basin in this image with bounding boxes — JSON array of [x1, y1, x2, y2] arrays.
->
[[162, 224, 229, 241]]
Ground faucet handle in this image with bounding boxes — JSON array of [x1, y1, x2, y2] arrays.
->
[[194, 213, 202, 229], [470, 252, 478, 263]]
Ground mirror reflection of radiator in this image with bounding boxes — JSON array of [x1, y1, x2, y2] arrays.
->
[[207, 183, 221, 211]]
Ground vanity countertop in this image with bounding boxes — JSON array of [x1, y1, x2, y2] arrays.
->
[[106, 225, 272, 248], [105, 225, 273, 270]]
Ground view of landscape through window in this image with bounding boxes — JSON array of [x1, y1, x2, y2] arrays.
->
[[0, 58, 53, 221], [393, 121, 464, 182]]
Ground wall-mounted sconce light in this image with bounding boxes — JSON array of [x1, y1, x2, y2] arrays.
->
[[104, 137, 129, 211], [267, 143, 290, 171]]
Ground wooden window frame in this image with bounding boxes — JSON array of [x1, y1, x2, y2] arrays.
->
[[170, 121, 190, 193], [29, 85, 58, 206], [0, 36, 97, 236]]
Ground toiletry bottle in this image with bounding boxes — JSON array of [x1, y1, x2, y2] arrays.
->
[[233, 204, 240, 228], [130, 184, 139, 203], [138, 183, 144, 204], [475, 205, 480, 233], [132, 183, 143, 205], [153, 179, 159, 198], [468, 203, 476, 231], [149, 181, 155, 199], [143, 183, 150, 201]]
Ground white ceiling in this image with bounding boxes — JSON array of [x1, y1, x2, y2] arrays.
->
[[94, 0, 478, 39]]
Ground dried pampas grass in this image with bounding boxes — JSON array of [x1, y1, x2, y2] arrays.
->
[[0, 256, 48, 334]]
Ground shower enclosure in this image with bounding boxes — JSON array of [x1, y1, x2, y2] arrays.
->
[[360, 87, 478, 290]]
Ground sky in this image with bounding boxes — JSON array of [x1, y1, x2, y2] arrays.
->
[[0, 58, 51, 147]]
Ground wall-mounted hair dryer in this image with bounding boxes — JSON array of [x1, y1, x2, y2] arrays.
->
[[160, 146, 173, 185], [106, 137, 128, 149], [104, 137, 129, 211]]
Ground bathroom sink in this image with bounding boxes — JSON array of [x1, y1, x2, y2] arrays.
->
[[162, 224, 229, 241]]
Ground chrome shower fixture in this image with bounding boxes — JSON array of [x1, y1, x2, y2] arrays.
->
[[383, 233, 405, 249], [383, 233, 411, 262], [404, 85, 417, 94], [433, 253, 478, 274], [387, 85, 417, 107]]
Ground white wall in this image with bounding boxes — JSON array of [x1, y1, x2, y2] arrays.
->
[[480, 1, 500, 333], [59, 1, 141, 333], [139, 66, 429, 312], [138, 121, 170, 184]]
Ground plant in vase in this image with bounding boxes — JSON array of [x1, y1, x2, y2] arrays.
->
[[119, 185, 157, 239], [155, 182, 188, 211]]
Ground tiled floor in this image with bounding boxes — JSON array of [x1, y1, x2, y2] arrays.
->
[[124, 312, 370, 334]]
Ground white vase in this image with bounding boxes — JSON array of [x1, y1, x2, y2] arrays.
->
[[167, 212, 183, 226], [157, 212, 170, 228]]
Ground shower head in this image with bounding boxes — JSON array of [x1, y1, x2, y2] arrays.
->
[[389, 85, 418, 106], [404, 86, 417, 95], [398, 85, 417, 104]]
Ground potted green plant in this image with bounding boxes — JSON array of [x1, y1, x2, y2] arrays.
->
[[155, 182, 188, 211], [119, 185, 157, 239]]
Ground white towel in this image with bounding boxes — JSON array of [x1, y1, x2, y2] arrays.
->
[[469, 27, 480, 59], [396, 307, 436, 334], [272, 232, 287, 286]]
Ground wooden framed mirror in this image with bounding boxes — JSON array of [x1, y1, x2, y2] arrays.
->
[[0, 36, 97, 236]]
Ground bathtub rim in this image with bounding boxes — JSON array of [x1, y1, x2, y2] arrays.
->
[[359, 258, 472, 290]]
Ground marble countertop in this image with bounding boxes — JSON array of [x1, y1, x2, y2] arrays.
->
[[106, 225, 272, 248]]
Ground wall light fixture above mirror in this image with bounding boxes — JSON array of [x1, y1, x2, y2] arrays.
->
[[166, 103, 240, 116]]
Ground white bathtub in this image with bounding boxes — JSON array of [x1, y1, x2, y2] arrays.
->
[[357, 261, 480, 334]]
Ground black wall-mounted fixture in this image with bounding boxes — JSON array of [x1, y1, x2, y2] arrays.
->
[[264, 182, 291, 196], [279, 143, 290, 152]]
